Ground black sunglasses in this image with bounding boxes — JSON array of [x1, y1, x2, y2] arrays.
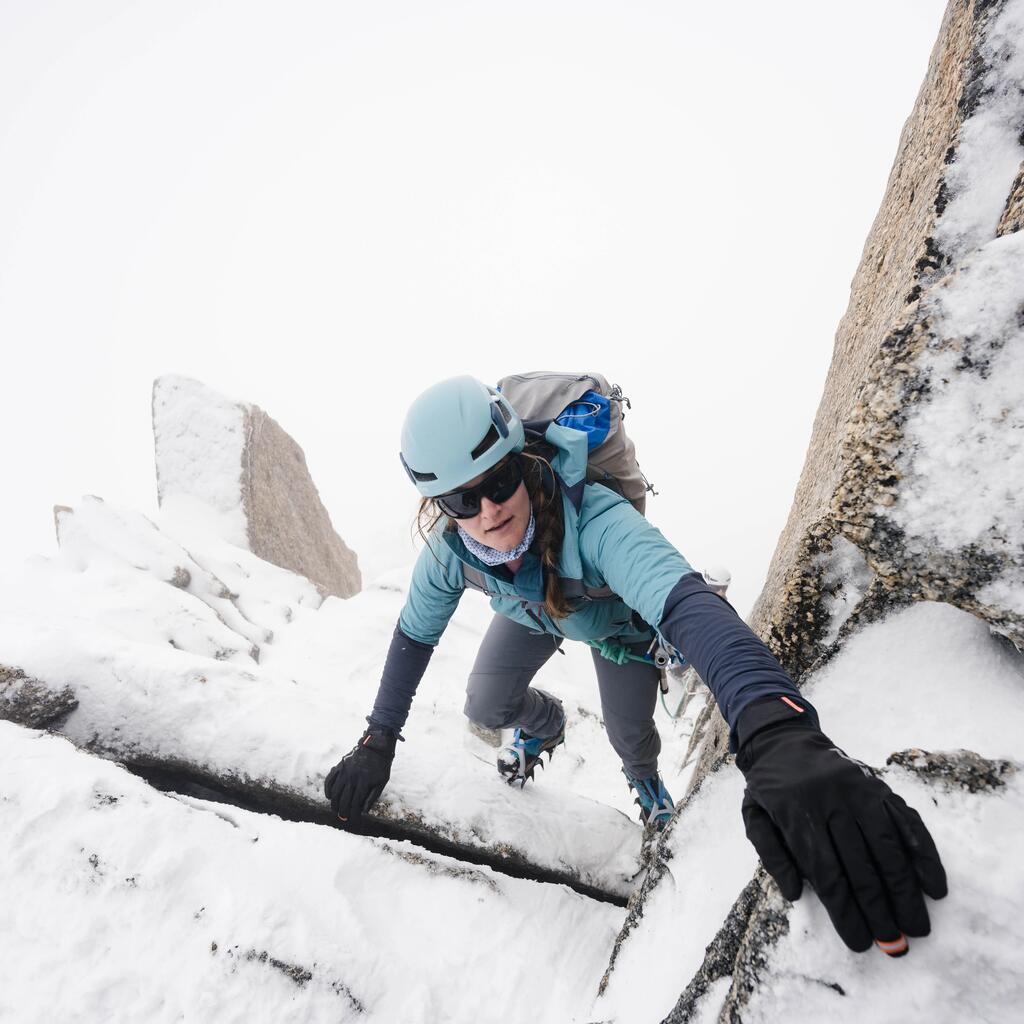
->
[[437, 457, 524, 519]]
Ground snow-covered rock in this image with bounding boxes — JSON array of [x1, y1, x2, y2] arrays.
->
[[6, 2, 1022, 1017], [0, 723, 622, 1024], [0, 664, 77, 728], [594, 602, 1024, 1022], [55, 495, 270, 663], [598, 0, 1024, 1017], [153, 375, 361, 600], [0, 508, 659, 901], [691, 0, 1024, 792]]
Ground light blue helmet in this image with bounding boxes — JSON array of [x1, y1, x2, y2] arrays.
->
[[400, 376, 525, 497]]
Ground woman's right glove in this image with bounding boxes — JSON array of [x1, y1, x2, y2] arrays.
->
[[736, 696, 947, 955], [324, 726, 400, 828]]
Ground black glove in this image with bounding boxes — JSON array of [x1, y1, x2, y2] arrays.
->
[[324, 726, 400, 828], [737, 697, 947, 954]]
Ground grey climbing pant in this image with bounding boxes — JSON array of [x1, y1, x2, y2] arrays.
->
[[463, 612, 662, 779]]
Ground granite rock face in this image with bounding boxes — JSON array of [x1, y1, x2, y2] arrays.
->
[[153, 376, 360, 600], [692, 0, 1024, 785], [240, 403, 361, 600]]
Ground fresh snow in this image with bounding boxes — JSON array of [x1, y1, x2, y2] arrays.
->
[[741, 772, 1024, 1024], [592, 768, 758, 1023], [2, 492, 695, 897], [805, 601, 1024, 763], [5, 495, 1023, 1021], [735, 605, 1024, 1022], [0, 723, 622, 1024], [932, 0, 1024, 260], [815, 536, 875, 647], [152, 376, 250, 548], [894, 232, 1024, 570], [595, 601, 1024, 1023]]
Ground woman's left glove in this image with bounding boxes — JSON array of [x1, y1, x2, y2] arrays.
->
[[737, 698, 947, 955], [324, 726, 400, 828]]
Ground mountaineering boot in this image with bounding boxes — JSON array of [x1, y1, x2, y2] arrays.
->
[[623, 769, 675, 829], [497, 714, 566, 788]]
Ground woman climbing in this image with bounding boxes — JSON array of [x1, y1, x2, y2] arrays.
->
[[325, 375, 946, 956]]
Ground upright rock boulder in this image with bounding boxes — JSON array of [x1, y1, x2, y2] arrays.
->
[[153, 376, 361, 600]]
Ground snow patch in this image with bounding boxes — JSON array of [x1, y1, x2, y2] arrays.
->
[[743, 772, 1024, 1024], [805, 601, 1024, 764], [815, 536, 875, 647], [152, 375, 249, 547], [933, 0, 1024, 260], [597, 602, 1024, 1022], [978, 572, 1024, 618], [893, 232, 1024, 559], [58, 494, 270, 655], [0, 498, 702, 896], [0, 724, 621, 1024], [591, 769, 757, 1023]]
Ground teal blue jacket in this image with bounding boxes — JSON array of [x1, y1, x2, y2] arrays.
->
[[397, 423, 693, 648], [373, 423, 807, 749]]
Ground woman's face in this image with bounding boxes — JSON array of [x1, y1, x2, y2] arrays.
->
[[453, 465, 532, 550]]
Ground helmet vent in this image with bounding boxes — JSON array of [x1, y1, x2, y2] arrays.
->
[[493, 396, 512, 424], [470, 424, 499, 460], [399, 452, 438, 484]]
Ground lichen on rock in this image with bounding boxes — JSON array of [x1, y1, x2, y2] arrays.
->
[[886, 747, 1017, 792], [0, 665, 77, 728]]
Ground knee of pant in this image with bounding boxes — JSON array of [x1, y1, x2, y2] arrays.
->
[[464, 691, 520, 729], [607, 719, 661, 760]]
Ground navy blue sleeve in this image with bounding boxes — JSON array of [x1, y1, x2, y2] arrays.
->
[[367, 623, 435, 734], [658, 573, 819, 752]]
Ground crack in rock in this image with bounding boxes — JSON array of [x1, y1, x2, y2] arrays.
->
[[119, 757, 627, 907], [212, 943, 366, 1013]]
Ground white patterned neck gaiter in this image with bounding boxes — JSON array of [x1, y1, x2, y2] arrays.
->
[[457, 512, 536, 566]]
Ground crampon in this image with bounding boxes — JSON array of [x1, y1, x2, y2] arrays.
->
[[497, 726, 566, 787], [624, 769, 675, 830]]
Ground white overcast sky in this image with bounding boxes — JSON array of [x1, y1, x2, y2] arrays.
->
[[1, 0, 947, 616]]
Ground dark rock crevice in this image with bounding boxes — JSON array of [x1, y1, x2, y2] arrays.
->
[[118, 755, 629, 907]]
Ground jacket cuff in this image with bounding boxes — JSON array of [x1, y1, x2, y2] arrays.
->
[[361, 723, 403, 754], [365, 718, 405, 741], [735, 693, 820, 751]]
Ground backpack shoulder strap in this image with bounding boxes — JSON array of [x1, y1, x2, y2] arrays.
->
[[556, 578, 620, 602], [462, 564, 496, 597]]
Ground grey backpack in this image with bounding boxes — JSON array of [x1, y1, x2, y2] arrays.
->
[[496, 371, 655, 515]]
